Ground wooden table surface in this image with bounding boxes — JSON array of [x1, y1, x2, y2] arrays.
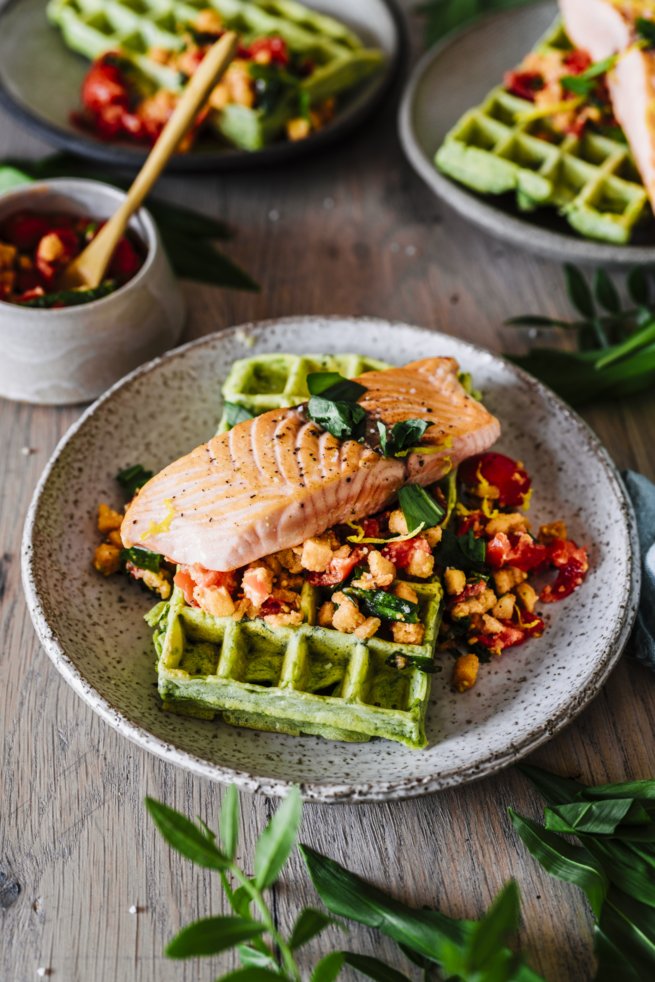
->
[[2, 6, 655, 981]]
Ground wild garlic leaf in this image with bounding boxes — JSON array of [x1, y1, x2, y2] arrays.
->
[[310, 952, 346, 982], [509, 810, 608, 918], [306, 372, 366, 403], [585, 778, 655, 802], [464, 880, 521, 973], [219, 784, 240, 860], [564, 264, 596, 318], [254, 786, 302, 890], [120, 546, 162, 573], [517, 764, 586, 804], [594, 268, 621, 315], [436, 528, 486, 572], [216, 968, 286, 981], [165, 915, 264, 959], [145, 798, 230, 871], [289, 908, 340, 950], [544, 800, 646, 836], [341, 952, 411, 982], [398, 484, 444, 530]]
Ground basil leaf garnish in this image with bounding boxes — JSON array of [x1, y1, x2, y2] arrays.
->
[[307, 396, 366, 440], [306, 372, 367, 402], [436, 528, 486, 571], [378, 419, 432, 457], [116, 463, 153, 497], [224, 401, 254, 428]]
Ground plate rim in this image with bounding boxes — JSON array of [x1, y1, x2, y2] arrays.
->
[[0, 0, 404, 173], [21, 316, 641, 803], [397, 1, 655, 267]]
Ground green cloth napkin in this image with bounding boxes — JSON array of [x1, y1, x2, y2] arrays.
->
[[623, 471, 655, 671]]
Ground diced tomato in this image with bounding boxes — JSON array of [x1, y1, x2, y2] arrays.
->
[[457, 510, 485, 536], [1, 212, 51, 250], [460, 452, 532, 508], [382, 535, 431, 570], [475, 614, 545, 655], [248, 36, 289, 66], [540, 538, 589, 603], [174, 563, 236, 605], [504, 69, 544, 102], [82, 53, 131, 114], [109, 236, 143, 281], [450, 580, 486, 604], [259, 597, 283, 617], [308, 546, 367, 587], [486, 531, 548, 571], [16, 286, 45, 303], [563, 49, 592, 74]]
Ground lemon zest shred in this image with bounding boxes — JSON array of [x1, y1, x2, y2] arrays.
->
[[345, 520, 425, 545], [141, 498, 175, 541]]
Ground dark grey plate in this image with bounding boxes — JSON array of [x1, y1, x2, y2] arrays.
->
[[398, 1, 655, 266], [0, 0, 401, 172]]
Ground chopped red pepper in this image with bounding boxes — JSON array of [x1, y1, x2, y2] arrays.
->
[[540, 538, 589, 603], [460, 452, 532, 508], [563, 49, 593, 74], [382, 535, 431, 570], [307, 546, 368, 587], [248, 36, 289, 67], [486, 531, 548, 571], [474, 614, 545, 655], [504, 69, 544, 102], [174, 564, 237, 605]]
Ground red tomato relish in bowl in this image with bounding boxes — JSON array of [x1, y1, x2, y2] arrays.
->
[[0, 210, 145, 308]]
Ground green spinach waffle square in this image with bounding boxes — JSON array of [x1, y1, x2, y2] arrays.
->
[[150, 577, 442, 747], [47, 0, 384, 150], [435, 22, 649, 244]]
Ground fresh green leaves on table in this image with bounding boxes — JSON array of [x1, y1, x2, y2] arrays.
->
[[418, 0, 537, 47], [507, 264, 655, 405], [511, 764, 655, 980], [0, 154, 258, 292], [147, 785, 546, 981]]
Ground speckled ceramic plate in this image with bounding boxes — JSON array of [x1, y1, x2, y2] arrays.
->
[[398, 1, 655, 266], [22, 318, 640, 802], [0, 0, 401, 173]]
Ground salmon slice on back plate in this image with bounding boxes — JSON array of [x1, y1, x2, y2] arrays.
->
[[121, 357, 501, 572], [559, 0, 655, 209]]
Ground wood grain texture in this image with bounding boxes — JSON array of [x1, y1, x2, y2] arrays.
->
[[1, 5, 655, 981]]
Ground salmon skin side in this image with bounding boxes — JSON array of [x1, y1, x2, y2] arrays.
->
[[559, 0, 655, 210], [121, 357, 501, 572]]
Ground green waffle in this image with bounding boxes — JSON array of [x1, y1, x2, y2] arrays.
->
[[435, 22, 649, 244], [47, 0, 384, 150], [151, 577, 442, 747], [217, 351, 389, 428]]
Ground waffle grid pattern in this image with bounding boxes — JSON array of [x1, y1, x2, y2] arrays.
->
[[154, 578, 443, 747], [47, 0, 383, 149], [217, 352, 389, 425], [435, 22, 648, 243]]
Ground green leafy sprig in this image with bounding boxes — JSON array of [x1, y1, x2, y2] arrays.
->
[[116, 463, 153, 497], [147, 786, 544, 981], [506, 264, 655, 405], [511, 765, 655, 981], [0, 154, 258, 292], [561, 55, 617, 97]]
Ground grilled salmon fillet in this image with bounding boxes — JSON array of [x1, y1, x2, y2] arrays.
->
[[559, 0, 655, 210], [121, 357, 500, 571]]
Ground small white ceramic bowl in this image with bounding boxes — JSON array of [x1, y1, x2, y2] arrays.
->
[[0, 178, 186, 405]]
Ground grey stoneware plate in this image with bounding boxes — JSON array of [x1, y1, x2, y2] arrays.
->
[[0, 0, 401, 172], [398, 1, 655, 266], [22, 317, 640, 803]]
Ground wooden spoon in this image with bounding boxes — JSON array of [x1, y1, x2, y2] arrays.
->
[[61, 30, 238, 291]]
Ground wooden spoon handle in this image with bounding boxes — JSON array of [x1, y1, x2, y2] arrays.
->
[[65, 31, 238, 289]]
